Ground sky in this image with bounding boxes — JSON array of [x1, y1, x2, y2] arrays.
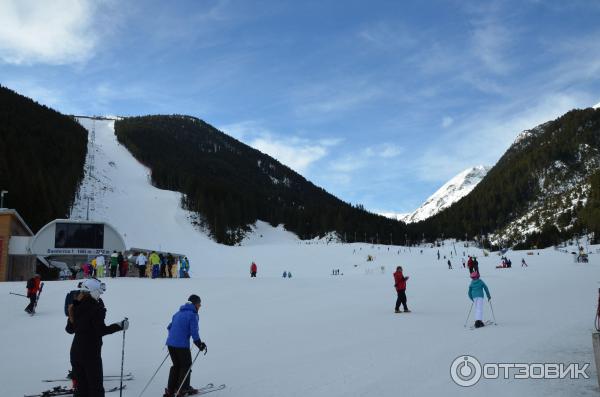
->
[[1, 0, 600, 216]]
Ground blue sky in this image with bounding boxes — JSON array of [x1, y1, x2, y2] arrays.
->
[[2, 0, 600, 215]]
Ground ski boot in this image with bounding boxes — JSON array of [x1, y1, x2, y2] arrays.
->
[[395, 309, 401, 313], [178, 386, 199, 396], [474, 320, 485, 328], [163, 388, 175, 397], [403, 309, 411, 313]]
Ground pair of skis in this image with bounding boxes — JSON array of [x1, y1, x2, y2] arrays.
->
[[25, 384, 125, 397], [469, 320, 496, 330], [42, 373, 134, 383], [178, 383, 226, 396]]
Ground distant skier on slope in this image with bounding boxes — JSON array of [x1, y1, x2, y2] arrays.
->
[[393, 266, 410, 313], [25, 274, 41, 314], [250, 262, 257, 277], [179, 256, 190, 278], [136, 252, 148, 278], [468, 271, 491, 328], [150, 251, 161, 279], [95, 255, 105, 278], [447, 259, 452, 269], [164, 294, 207, 397], [67, 278, 128, 396], [110, 251, 118, 278]]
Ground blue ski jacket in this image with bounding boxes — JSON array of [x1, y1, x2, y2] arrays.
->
[[166, 303, 200, 348], [468, 279, 491, 300]]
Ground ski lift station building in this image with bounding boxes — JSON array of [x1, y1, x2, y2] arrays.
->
[[0, 210, 126, 281]]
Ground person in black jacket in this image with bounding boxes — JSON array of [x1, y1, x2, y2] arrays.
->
[[67, 278, 128, 397]]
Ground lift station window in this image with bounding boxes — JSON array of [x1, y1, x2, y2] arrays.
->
[[55, 223, 104, 249]]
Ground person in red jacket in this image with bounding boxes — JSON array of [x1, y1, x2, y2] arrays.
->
[[250, 262, 257, 277], [25, 274, 41, 314], [393, 266, 410, 313]]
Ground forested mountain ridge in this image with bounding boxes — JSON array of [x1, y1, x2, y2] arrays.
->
[[412, 107, 600, 248], [115, 115, 408, 244], [0, 85, 87, 231]]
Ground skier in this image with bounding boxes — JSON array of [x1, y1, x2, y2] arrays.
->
[[282, 271, 288, 278], [167, 253, 175, 278], [288, 271, 292, 278], [164, 295, 207, 397], [250, 262, 257, 277], [25, 274, 41, 314], [447, 259, 452, 269], [521, 258, 528, 267], [110, 251, 118, 278], [117, 252, 126, 277], [160, 253, 167, 278], [150, 251, 161, 279], [91, 258, 97, 277], [136, 252, 148, 278], [462, 258, 466, 268], [472, 257, 480, 273], [467, 256, 473, 272], [468, 271, 491, 328], [179, 256, 190, 278], [95, 255, 105, 278], [393, 266, 410, 313], [67, 278, 128, 396]]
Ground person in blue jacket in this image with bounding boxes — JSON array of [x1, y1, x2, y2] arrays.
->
[[164, 295, 207, 397], [468, 271, 491, 328]]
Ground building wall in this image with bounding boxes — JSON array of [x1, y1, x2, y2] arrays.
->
[[7, 256, 35, 281], [0, 212, 34, 281], [0, 214, 11, 281]]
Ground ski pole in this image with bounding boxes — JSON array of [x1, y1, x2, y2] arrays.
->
[[463, 301, 473, 328], [489, 299, 497, 324], [9, 292, 28, 298], [120, 317, 128, 397], [175, 349, 201, 397], [138, 352, 169, 397]]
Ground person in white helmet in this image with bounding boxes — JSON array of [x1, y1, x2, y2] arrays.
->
[[67, 278, 128, 396]]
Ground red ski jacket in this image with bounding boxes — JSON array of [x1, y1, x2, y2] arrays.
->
[[394, 271, 408, 291], [26, 276, 41, 296], [250, 263, 257, 273]]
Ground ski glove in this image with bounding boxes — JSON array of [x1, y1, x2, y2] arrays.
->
[[194, 340, 207, 351], [120, 318, 129, 331]]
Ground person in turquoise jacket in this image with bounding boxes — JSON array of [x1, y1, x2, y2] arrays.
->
[[468, 271, 491, 328]]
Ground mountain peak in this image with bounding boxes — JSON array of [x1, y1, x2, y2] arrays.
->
[[401, 165, 490, 223]]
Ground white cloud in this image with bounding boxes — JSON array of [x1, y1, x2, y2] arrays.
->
[[415, 92, 594, 183], [220, 120, 339, 174], [594, 102, 600, 109], [0, 0, 101, 65], [250, 136, 328, 174]]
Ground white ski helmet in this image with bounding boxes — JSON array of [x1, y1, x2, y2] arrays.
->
[[81, 278, 106, 300]]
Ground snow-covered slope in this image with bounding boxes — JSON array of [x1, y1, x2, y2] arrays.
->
[[2, 244, 597, 397], [593, 101, 600, 109], [401, 165, 491, 223], [69, 118, 298, 266]]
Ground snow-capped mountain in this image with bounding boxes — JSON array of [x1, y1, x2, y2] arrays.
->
[[401, 165, 491, 223]]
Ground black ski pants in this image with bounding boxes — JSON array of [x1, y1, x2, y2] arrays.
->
[[168, 346, 192, 392], [138, 265, 146, 278], [25, 294, 36, 312], [395, 290, 408, 311], [71, 354, 104, 397]]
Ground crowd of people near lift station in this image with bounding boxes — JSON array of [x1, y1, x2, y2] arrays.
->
[[134, 251, 191, 279], [73, 251, 191, 280]]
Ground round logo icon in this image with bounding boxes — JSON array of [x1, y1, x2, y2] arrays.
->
[[450, 355, 482, 387]]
